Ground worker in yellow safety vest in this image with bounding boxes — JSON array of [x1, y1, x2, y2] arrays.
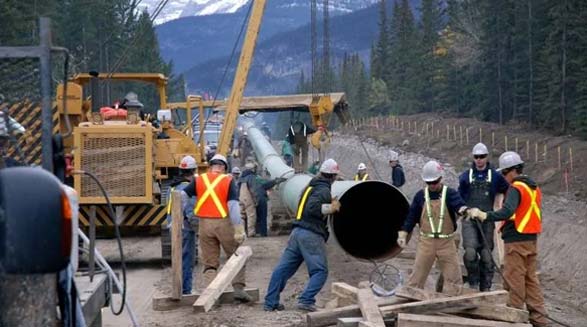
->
[[467, 151, 549, 327], [354, 163, 369, 181], [182, 154, 251, 302], [397, 160, 470, 296]]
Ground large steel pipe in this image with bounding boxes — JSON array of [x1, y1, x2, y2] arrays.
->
[[244, 124, 409, 261]]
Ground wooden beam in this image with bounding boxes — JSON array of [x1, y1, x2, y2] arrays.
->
[[332, 282, 360, 303], [337, 317, 363, 327], [306, 297, 408, 327], [193, 246, 253, 313], [396, 313, 532, 327], [450, 305, 529, 323], [395, 286, 447, 301], [380, 290, 508, 318], [152, 288, 259, 311], [170, 191, 183, 300], [357, 289, 385, 327]]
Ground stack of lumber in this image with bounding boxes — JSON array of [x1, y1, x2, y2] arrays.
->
[[307, 283, 532, 327]]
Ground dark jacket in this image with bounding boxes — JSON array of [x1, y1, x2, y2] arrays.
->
[[287, 121, 316, 144], [486, 175, 539, 243], [239, 169, 278, 203], [458, 163, 509, 204], [402, 186, 466, 233], [391, 164, 405, 187], [292, 176, 332, 240]]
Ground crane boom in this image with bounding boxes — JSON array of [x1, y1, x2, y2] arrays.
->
[[217, 0, 267, 156]]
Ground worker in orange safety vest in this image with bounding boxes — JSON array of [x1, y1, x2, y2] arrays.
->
[[467, 151, 549, 327], [182, 154, 252, 302]]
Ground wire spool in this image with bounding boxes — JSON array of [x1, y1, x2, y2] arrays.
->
[[369, 262, 403, 297]]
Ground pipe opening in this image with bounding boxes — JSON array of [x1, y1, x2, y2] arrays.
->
[[331, 181, 409, 261]]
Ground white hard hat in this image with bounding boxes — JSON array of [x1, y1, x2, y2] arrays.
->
[[472, 143, 489, 156], [421, 160, 443, 182], [497, 151, 524, 171], [179, 155, 197, 170], [320, 158, 340, 174], [231, 166, 241, 174], [389, 150, 399, 161], [357, 163, 367, 171], [209, 154, 228, 168]]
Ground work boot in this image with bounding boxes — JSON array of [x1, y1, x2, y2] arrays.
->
[[297, 303, 318, 312], [263, 304, 285, 311], [233, 284, 253, 303], [202, 268, 217, 288]]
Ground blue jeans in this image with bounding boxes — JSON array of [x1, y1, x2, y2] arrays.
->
[[182, 229, 196, 294], [256, 197, 268, 236], [264, 227, 328, 309]]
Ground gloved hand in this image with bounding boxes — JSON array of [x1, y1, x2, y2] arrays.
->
[[234, 224, 246, 244], [274, 177, 287, 184], [397, 231, 408, 248], [457, 206, 470, 218], [468, 208, 487, 222], [331, 198, 341, 212]]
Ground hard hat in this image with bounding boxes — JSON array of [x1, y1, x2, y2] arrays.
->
[[179, 155, 197, 170], [320, 158, 340, 174], [357, 163, 367, 171], [231, 167, 241, 174], [389, 150, 399, 161], [209, 154, 228, 168], [497, 151, 524, 171], [123, 92, 143, 108], [472, 143, 489, 156], [421, 160, 443, 182]]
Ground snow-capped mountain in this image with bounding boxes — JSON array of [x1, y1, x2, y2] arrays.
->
[[140, 0, 381, 25]]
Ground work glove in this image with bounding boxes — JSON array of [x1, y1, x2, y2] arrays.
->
[[468, 208, 487, 222], [234, 224, 246, 244], [331, 198, 341, 213], [397, 231, 408, 248], [457, 206, 470, 218]]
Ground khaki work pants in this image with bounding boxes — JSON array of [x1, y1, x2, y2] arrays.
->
[[293, 140, 308, 173], [504, 240, 548, 326], [198, 218, 245, 287], [408, 236, 462, 296], [239, 184, 257, 237]]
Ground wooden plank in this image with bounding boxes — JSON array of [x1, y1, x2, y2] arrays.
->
[[397, 313, 532, 327], [170, 191, 183, 300], [336, 317, 363, 327], [357, 289, 385, 327], [332, 282, 360, 303], [450, 305, 529, 323], [306, 297, 408, 327], [193, 246, 253, 313], [395, 286, 448, 301], [380, 290, 508, 318], [152, 288, 259, 311]]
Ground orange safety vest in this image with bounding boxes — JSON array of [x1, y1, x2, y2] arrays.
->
[[503, 181, 542, 234], [194, 172, 231, 219]]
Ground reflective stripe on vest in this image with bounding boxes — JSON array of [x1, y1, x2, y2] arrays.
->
[[296, 186, 313, 220], [508, 181, 542, 234], [354, 174, 368, 181], [469, 168, 492, 184], [166, 187, 175, 215], [194, 173, 230, 218], [420, 185, 454, 238]]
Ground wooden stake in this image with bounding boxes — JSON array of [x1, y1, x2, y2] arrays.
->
[[570, 147, 573, 172], [446, 125, 450, 141], [505, 136, 508, 151], [437, 129, 440, 138], [453, 125, 457, 141], [171, 191, 183, 300], [466, 128, 469, 145], [492, 132, 495, 147], [415, 121, 418, 134], [193, 246, 253, 313], [460, 126, 463, 145], [535, 143, 538, 162], [479, 127, 482, 143], [515, 138, 519, 153], [544, 144, 547, 160], [526, 140, 530, 159], [558, 146, 561, 170]]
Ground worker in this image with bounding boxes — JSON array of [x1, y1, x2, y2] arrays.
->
[[167, 156, 198, 294], [181, 154, 252, 302], [231, 166, 241, 180], [120, 92, 145, 120], [389, 150, 405, 188], [354, 163, 369, 181], [287, 120, 316, 173], [239, 162, 258, 237], [397, 160, 469, 295], [238, 131, 253, 167], [239, 161, 286, 237], [261, 121, 272, 139], [459, 143, 509, 291], [264, 159, 341, 312], [281, 135, 294, 167], [467, 151, 549, 326]]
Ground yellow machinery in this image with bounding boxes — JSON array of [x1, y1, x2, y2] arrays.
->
[[56, 73, 201, 229]]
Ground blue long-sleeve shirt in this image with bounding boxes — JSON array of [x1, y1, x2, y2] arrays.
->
[[401, 186, 466, 233], [458, 163, 509, 203]]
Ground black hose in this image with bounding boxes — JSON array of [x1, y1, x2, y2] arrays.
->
[[473, 218, 572, 327], [74, 170, 127, 316]]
